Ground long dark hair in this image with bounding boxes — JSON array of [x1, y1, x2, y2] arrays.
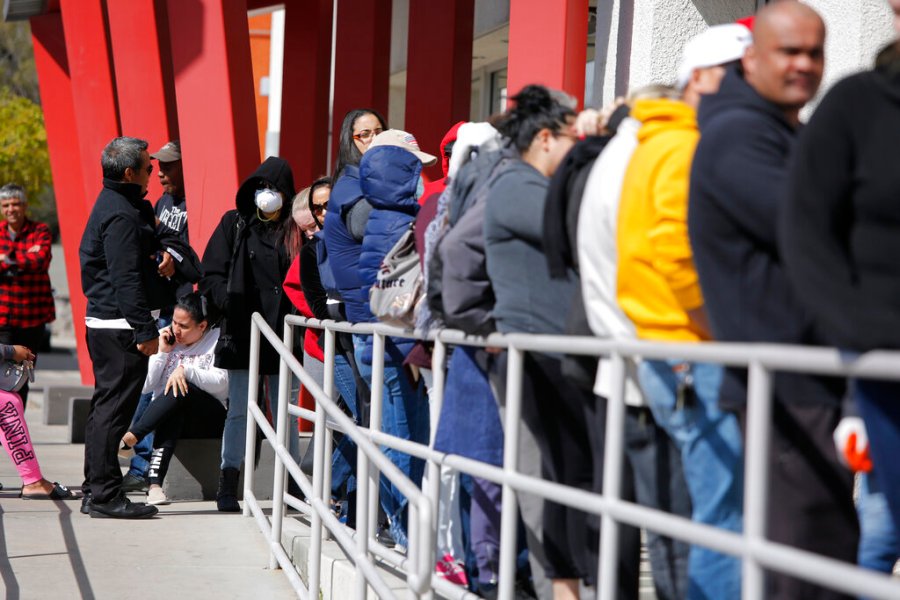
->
[[331, 108, 387, 183], [493, 85, 577, 153]]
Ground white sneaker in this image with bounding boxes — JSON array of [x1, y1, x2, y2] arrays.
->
[[147, 487, 169, 505]]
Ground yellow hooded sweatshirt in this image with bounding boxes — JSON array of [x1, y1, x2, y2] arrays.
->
[[616, 98, 707, 342]]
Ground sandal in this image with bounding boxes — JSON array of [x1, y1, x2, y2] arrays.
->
[[20, 482, 76, 500]]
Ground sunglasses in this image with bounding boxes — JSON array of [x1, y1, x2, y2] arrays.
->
[[352, 128, 384, 142], [311, 202, 328, 214]]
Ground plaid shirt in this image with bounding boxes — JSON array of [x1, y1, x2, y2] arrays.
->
[[0, 219, 55, 328]]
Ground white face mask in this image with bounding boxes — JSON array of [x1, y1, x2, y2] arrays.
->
[[415, 176, 425, 200], [254, 188, 283, 213]]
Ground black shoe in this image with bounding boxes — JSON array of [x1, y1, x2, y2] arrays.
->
[[121, 474, 149, 493], [216, 467, 241, 513], [89, 494, 158, 519], [375, 526, 396, 548], [80, 493, 92, 515]]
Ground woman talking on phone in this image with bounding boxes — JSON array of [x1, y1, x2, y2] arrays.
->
[[119, 292, 227, 505]]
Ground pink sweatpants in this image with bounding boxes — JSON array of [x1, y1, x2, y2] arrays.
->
[[0, 390, 43, 485]]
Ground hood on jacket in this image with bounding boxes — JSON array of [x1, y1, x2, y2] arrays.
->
[[632, 98, 697, 143], [359, 146, 422, 214], [235, 156, 297, 218], [439, 121, 465, 177], [697, 66, 792, 131], [448, 122, 503, 179]]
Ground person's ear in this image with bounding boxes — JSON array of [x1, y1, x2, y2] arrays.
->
[[199, 320, 208, 332]]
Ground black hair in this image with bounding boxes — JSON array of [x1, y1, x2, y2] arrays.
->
[[175, 291, 216, 326], [493, 85, 577, 154], [443, 139, 456, 158], [331, 108, 387, 183], [308, 175, 332, 229]]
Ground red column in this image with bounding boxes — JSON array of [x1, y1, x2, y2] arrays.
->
[[30, 14, 94, 384], [279, 0, 334, 186], [507, 0, 589, 109], [331, 0, 392, 164], [165, 0, 261, 256], [58, 0, 121, 203], [106, 0, 180, 202], [404, 0, 474, 180]]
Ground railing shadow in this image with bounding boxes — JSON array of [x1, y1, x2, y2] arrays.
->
[[0, 505, 21, 599], [55, 502, 95, 600]]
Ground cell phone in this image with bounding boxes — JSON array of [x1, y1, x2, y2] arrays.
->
[[164, 327, 175, 345]]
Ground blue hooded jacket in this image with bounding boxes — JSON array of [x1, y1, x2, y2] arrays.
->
[[323, 165, 369, 323], [358, 146, 422, 364]]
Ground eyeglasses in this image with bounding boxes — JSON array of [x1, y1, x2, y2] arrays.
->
[[352, 128, 384, 142], [311, 202, 328, 214]]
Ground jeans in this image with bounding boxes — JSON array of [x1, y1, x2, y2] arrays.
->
[[856, 379, 900, 538], [352, 334, 429, 547], [330, 351, 360, 495], [857, 470, 900, 576], [126, 392, 155, 479], [221, 369, 300, 470], [638, 359, 743, 600]]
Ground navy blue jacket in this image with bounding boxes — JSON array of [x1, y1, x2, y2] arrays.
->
[[358, 146, 422, 364], [688, 68, 843, 407], [324, 165, 369, 324]]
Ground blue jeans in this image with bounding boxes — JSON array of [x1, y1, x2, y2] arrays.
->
[[330, 351, 360, 495], [856, 379, 900, 540], [638, 359, 743, 600], [126, 392, 155, 478], [352, 334, 429, 547], [857, 470, 900, 576], [221, 369, 301, 470]]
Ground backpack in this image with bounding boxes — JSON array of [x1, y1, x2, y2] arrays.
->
[[368, 224, 423, 328]]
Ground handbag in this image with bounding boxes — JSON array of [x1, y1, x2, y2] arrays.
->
[[368, 225, 423, 329], [0, 360, 34, 393]]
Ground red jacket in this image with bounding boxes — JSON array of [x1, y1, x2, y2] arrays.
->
[[419, 121, 465, 205], [0, 219, 55, 328], [282, 255, 323, 361]]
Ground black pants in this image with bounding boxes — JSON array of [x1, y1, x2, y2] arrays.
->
[[131, 382, 226, 485], [737, 401, 859, 600], [516, 351, 640, 594], [0, 325, 45, 409], [82, 328, 148, 503]]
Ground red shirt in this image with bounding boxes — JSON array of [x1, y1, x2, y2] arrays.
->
[[0, 219, 55, 328]]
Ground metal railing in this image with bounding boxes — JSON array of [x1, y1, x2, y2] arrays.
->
[[243, 312, 900, 600]]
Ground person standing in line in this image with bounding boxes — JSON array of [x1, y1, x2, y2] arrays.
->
[[781, 0, 900, 580], [78, 136, 169, 519], [0, 184, 56, 409], [688, 3, 858, 598], [123, 139, 189, 494], [616, 24, 752, 600], [200, 156, 299, 513]]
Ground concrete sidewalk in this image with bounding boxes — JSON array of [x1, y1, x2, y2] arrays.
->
[[0, 388, 295, 600]]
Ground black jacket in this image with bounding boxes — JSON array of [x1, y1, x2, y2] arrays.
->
[[688, 67, 843, 407], [782, 51, 900, 351], [200, 157, 296, 372], [79, 179, 167, 344]]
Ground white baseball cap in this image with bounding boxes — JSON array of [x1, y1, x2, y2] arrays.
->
[[677, 23, 752, 89], [368, 129, 438, 166]]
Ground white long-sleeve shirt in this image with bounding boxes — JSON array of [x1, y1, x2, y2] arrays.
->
[[141, 327, 228, 404], [577, 117, 645, 407]]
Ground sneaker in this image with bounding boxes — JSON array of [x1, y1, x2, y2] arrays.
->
[[117, 443, 134, 459], [147, 487, 169, 505], [435, 553, 468, 586], [80, 493, 92, 515], [121, 474, 149, 493]]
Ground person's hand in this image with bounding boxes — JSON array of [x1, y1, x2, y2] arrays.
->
[[165, 365, 189, 398], [157, 251, 175, 278], [11, 345, 34, 362], [137, 337, 159, 356], [574, 108, 601, 137], [833, 417, 872, 472], [159, 327, 175, 353]]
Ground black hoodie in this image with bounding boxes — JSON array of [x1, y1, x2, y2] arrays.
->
[[200, 157, 296, 372], [782, 48, 900, 351], [688, 67, 843, 408]]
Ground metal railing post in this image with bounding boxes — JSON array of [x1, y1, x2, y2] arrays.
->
[[368, 332, 386, 547], [268, 322, 294, 570], [243, 318, 262, 519], [309, 328, 334, 598], [425, 339, 447, 571], [322, 328, 336, 542], [597, 352, 627, 600], [497, 346, 525, 600], [743, 361, 773, 600]]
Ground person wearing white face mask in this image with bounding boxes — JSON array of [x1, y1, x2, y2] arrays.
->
[[200, 156, 301, 512]]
